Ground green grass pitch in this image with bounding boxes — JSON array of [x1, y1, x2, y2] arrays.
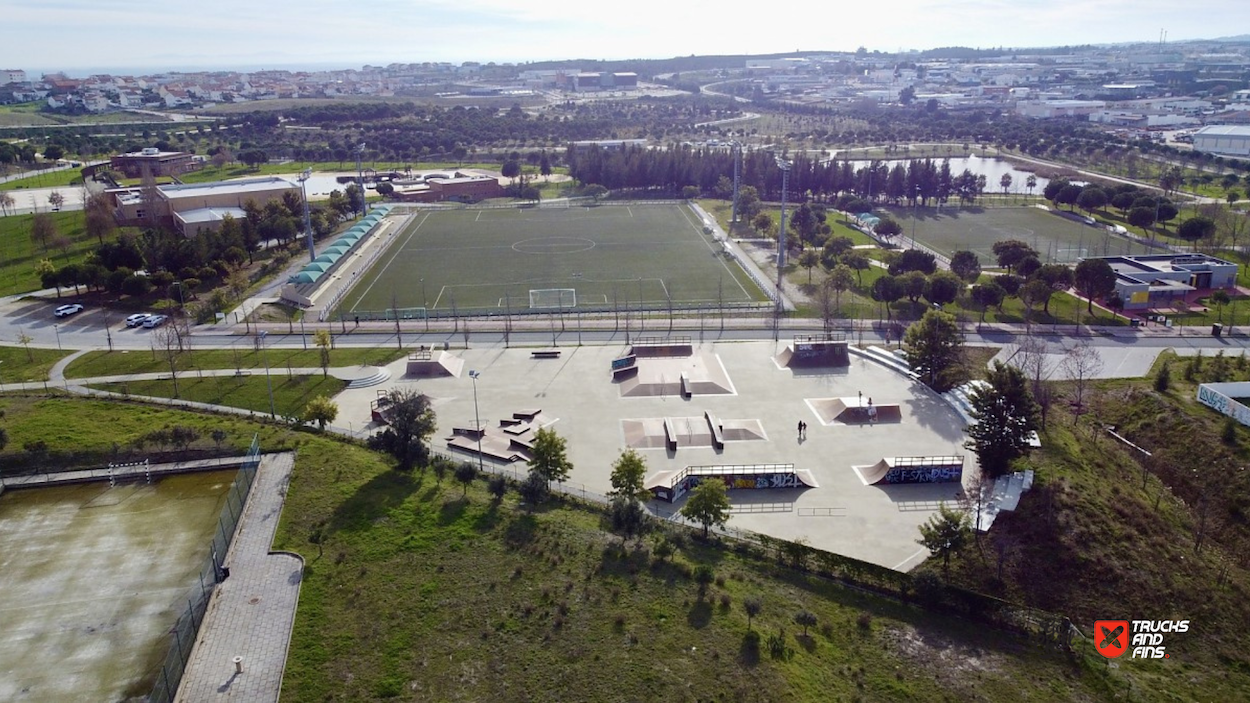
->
[[880, 205, 1158, 265], [338, 203, 768, 314]]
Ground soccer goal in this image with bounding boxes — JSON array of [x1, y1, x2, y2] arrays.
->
[[529, 288, 577, 309]]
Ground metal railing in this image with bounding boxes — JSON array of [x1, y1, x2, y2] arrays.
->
[[147, 435, 262, 703]]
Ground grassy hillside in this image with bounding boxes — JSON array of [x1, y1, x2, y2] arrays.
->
[[928, 350, 1250, 700], [272, 443, 1111, 702]]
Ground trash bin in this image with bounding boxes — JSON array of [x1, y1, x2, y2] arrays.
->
[[1213, 323, 1223, 337]]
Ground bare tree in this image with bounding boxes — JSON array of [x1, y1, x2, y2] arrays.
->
[[1059, 341, 1103, 420], [1010, 334, 1052, 428], [813, 279, 837, 333], [152, 324, 184, 397]]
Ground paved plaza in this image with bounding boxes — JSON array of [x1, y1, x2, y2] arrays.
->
[[335, 340, 974, 570]]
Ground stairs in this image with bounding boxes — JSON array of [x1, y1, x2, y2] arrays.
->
[[347, 367, 392, 389]]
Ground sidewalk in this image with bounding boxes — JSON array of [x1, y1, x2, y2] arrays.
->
[[175, 453, 301, 703]]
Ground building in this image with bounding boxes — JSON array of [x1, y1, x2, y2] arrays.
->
[[1, 69, 26, 85], [1092, 253, 1238, 311], [1192, 125, 1250, 157], [111, 176, 299, 236], [110, 148, 198, 178], [393, 173, 504, 203], [568, 139, 647, 154]]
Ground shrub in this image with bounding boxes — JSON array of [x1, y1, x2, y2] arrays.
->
[[1155, 362, 1170, 391]]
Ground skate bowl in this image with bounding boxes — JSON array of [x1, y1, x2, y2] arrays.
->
[[645, 463, 818, 502], [808, 397, 902, 425], [853, 456, 964, 486]]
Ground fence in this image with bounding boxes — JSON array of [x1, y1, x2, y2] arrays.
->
[[316, 214, 408, 322], [147, 435, 262, 703]]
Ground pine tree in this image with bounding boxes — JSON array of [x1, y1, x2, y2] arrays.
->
[[964, 361, 1040, 478]]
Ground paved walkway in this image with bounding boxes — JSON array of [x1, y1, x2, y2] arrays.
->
[[0, 455, 253, 489], [175, 452, 302, 703]]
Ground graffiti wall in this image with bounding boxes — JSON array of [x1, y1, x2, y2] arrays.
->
[[661, 472, 804, 502], [1197, 383, 1250, 427], [882, 466, 963, 484]]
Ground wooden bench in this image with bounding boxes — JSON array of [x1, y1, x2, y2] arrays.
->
[[531, 350, 561, 359]]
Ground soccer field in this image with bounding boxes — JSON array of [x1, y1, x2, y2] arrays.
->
[[883, 205, 1159, 265], [338, 203, 767, 315]]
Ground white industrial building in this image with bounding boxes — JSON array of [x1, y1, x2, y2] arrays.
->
[[1193, 125, 1250, 157]]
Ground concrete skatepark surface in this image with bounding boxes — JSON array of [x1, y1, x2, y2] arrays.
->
[[335, 340, 972, 570], [0, 471, 234, 701]]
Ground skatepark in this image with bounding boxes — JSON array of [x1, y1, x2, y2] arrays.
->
[[334, 338, 973, 570]]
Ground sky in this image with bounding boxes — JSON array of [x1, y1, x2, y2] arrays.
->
[[2, 0, 1249, 74]]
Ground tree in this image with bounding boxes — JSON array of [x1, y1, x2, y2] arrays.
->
[[681, 185, 700, 200], [1060, 341, 1103, 417], [1177, 216, 1216, 242], [374, 181, 394, 198], [501, 159, 521, 182], [238, 149, 268, 169], [455, 462, 478, 496], [48, 191, 65, 211], [873, 217, 903, 238], [608, 496, 648, 545], [964, 361, 1040, 478], [609, 448, 649, 502], [991, 240, 1037, 274], [827, 264, 854, 311], [917, 503, 971, 572], [949, 250, 982, 283], [528, 427, 572, 487], [843, 250, 870, 285], [999, 173, 1013, 196], [366, 388, 437, 470], [798, 248, 820, 284], [1019, 279, 1053, 320], [888, 248, 937, 275], [0, 192, 13, 216], [302, 395, 338, 431], [743, 596, 763, 631], [31, 213, 57, 253], [1211, 289, 1231, 323], [794, 610, 818, 637], [1127, 206, 1156, 230], [901, 270, 927, 303], [970, 283, 1005, 323], [924, 271, 963, 307], [488, 475, 508, 502], [751, 212, 774, 236], [1076, 186, 1107, 214], [344, 184, 365, 215], [904, 309, 964, 391], [1073, 258, 1117, 314], [582, 183, 608, 201], [313, 329, 332, 377], [871, 275, 904, 319], [680, 478, 730, 539]]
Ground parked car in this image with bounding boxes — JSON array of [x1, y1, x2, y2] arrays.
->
[[124, 313, 151, 328], [142, 314, 169, 328], [54, 304, 84, 318]]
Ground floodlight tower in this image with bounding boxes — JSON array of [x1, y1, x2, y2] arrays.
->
[[730, 141, 742, 225], [355, 142, 368, 215], [298, 168, 315, 262], [774, 154, 793, 316]]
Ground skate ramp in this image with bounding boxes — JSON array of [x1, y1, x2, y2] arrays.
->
[[853, 456, 964, 486], [615, 352, 734, 398], [406, 350, 463, 378], [774, 340, 850, 369], [808, 398, 902, 425]]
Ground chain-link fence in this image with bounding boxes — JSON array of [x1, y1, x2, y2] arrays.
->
[[147, 435, 261, 703]]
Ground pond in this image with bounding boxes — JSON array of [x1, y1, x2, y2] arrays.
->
[[848, 155, 1051, 196]]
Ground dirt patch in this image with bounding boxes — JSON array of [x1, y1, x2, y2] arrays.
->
[[880, 624, 1007, 686]]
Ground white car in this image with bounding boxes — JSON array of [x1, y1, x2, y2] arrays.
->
[[54, 304, 84, 318], [125, 313, 151, 328], [142, 314, 169, 328]]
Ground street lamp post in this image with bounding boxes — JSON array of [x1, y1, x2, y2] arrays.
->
[[469, 370, 484, 472], [298, 168, 315, 262], [259, 331, 276, 419], [54, 323, 61, 351]]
